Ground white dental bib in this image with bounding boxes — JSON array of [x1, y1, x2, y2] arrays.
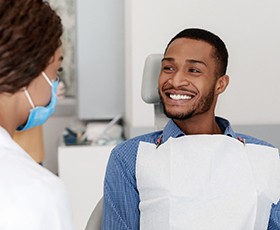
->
[[136, 135, 280, 230]]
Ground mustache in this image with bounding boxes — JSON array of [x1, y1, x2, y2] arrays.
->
[[161, 85, 197, 95]]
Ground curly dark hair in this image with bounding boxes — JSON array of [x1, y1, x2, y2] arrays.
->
[[0, 0, 63, 93], [165, 28, 228, 77]]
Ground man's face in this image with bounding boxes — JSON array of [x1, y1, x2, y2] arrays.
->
[[158, 38, 220, 120]]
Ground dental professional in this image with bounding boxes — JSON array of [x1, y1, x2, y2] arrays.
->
[[0, 0, 73, 229], [102, 28, 280, 229]]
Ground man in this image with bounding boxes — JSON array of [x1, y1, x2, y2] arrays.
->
[[102, 28, 280, 229]]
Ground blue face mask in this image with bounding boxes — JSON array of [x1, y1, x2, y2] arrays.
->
[[17, 72, 59, 131]]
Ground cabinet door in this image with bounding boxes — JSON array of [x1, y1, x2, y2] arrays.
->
[[76, 0, 124, 119]]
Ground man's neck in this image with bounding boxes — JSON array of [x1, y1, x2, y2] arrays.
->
[[173, 114, 222, 135]]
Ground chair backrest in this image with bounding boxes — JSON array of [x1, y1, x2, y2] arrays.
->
[[141, 54, 162, 104], [141, 54, 169, 130]]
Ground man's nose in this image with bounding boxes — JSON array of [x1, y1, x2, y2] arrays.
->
[[169, 70, 190, 88]]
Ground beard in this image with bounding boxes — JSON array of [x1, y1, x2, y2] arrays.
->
[[160, 86, 216, 121]]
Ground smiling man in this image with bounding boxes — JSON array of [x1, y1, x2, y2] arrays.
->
[[102, 28, 280, 230]]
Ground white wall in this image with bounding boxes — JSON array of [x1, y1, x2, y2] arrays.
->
[[124, 0, 280, 137]]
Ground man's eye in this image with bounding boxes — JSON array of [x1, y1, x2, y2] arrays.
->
[[162, 66, 175, 72], [189, 68, 200, 73]]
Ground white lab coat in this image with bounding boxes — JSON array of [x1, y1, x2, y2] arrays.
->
[[0, 127, 73, 230]]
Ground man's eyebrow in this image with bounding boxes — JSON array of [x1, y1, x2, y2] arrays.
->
[[162, 57, 207, 67], [186, 59, 207, 67], [161, 57, 174, 62]]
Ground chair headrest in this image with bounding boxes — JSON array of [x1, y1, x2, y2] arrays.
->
[[141, 54, 163, 104]]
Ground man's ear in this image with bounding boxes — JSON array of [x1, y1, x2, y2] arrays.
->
[[215, 75, 229, 95]]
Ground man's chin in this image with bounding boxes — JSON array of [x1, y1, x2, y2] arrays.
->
[[164, 110, 193, 121]]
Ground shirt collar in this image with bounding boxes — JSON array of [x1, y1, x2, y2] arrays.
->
[[161, 116, 237, 143]]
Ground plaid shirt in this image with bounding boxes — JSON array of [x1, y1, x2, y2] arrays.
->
[[102, 117, 280, 229]]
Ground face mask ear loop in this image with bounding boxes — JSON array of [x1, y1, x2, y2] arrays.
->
[[41, 71, 53, 87], [24, 87, 35, 109]]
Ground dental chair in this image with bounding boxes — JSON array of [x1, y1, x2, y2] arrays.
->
[[141, 54, 169, 130], [85, 53, 166, 230]]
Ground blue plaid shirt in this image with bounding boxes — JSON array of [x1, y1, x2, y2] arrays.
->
[[102, 117, 280, 229]]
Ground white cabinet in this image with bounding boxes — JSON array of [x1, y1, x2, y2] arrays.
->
[[58, 144, 114, 230]]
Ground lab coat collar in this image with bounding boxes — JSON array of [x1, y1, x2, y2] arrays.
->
[[0, 126, 11, 138], [0, 126, 15, 148], [0, 126, 32, 160]]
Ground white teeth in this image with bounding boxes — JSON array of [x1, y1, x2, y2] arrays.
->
[[170, 94, 192, 100]]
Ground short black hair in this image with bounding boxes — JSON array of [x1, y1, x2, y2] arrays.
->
[[165, 28, 228, 77]]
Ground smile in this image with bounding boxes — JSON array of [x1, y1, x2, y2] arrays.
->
[[169, 94, 193, 100]]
